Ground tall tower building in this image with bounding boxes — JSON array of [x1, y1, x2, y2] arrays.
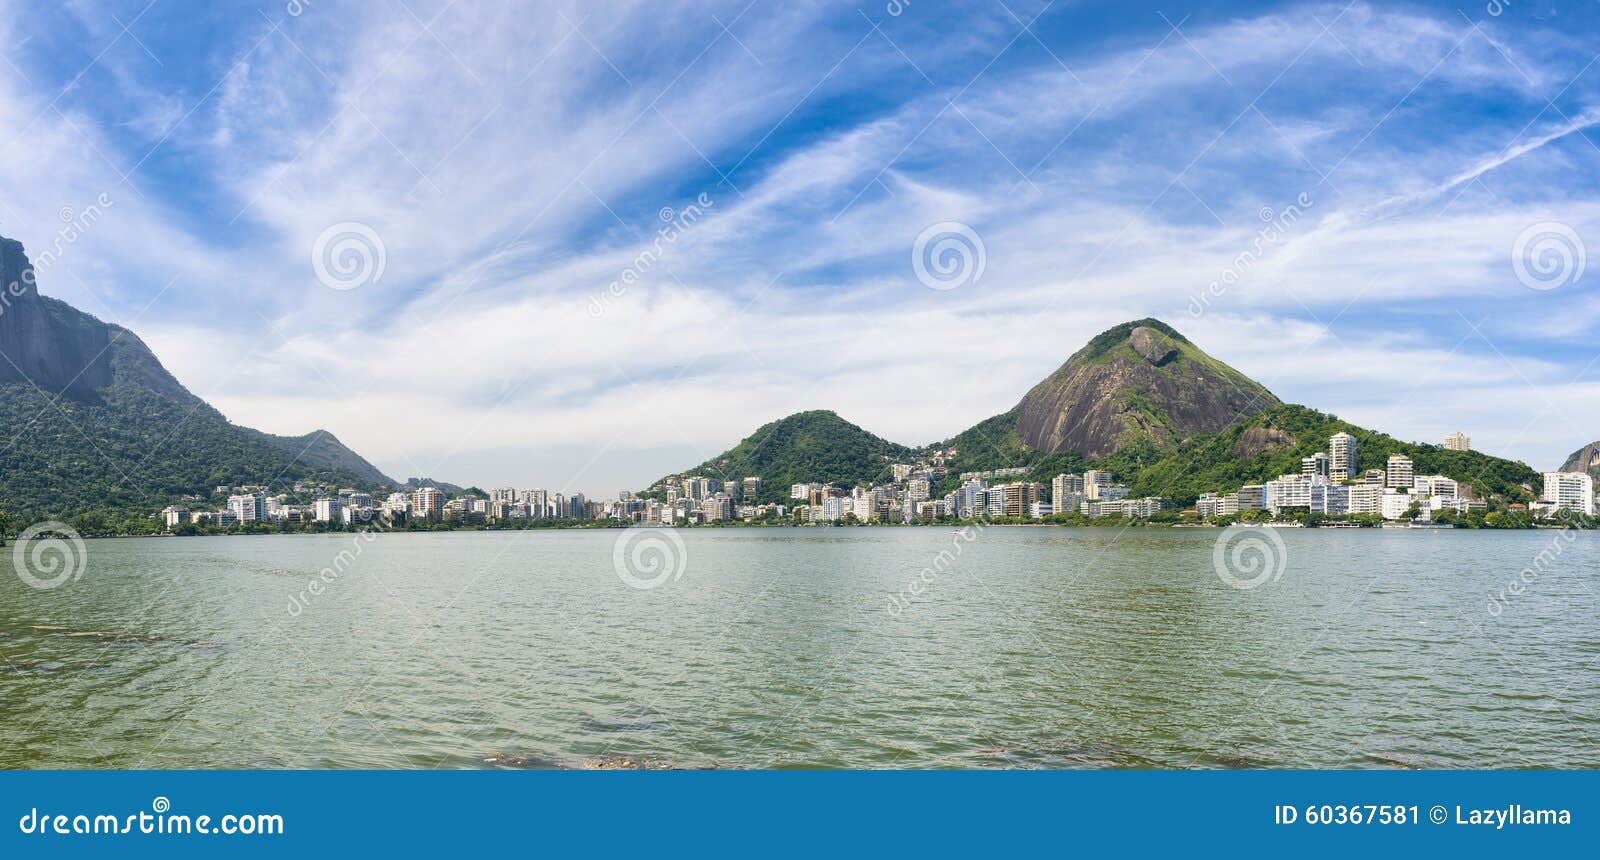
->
[[1301, 452, 1330, 479], [1385, 454, 1414, 489], [1443, 432, 1470, 451], [1052, 473, 1085, 505], [1329, 432, 1356, 481]]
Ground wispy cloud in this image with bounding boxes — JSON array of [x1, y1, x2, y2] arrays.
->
[[4, 0, 1600, 490]]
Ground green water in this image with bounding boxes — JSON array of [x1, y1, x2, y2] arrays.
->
[[1, 527, 1595, 768]]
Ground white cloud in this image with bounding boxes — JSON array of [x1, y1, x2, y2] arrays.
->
[[5, 0, 1600, 495]]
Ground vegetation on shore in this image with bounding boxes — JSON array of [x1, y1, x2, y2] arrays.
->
[[8, 502, 1586, 541]]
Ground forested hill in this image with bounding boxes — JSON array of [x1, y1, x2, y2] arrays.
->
[[934, 402, 1540, 504], [0, 236, 394, 526], [645, 410, 911, 503]]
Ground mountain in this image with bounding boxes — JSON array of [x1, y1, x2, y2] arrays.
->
[[648, 318, 1540, 507], [935, 320, 1537, 502], [1012, 319, 1279, 458], [647, 410, 912, 503], [1559, 442, 1600, 478], [0, 236, 395, 522]]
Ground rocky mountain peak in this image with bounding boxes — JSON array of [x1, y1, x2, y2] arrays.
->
[[1013, 318, 1279, 458], [2, 236, 39, 300], [0, 235, 113, 398]]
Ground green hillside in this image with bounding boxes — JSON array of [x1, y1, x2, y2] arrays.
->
[[931, 403, 1539, 504], [648, 410, 912, 503], [0, 238, 395, 531]]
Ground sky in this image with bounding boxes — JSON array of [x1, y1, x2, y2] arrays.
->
[[2, 0, 1600, 497]]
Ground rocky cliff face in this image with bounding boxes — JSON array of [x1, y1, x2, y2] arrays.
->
[[1013, 319, 1279, 458], [1559, 441, 1600, 477], [0, 235, 397, 514], [0, 238, 114, 398]]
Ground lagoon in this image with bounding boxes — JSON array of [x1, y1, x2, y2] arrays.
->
[[1, 527, 1595, 769]]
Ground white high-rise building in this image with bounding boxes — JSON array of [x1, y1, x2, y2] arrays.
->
[[1310, 482, 1350, 515], [1348, 483, 1382, 515], [986, 484, 1009, 518], [1329, 432, 1357, 481], [314, 497, 342, 522], [1413, 475, 1458, 499], [1196, 492, 1238, 518], [1052, 473, 1085, 500], [1266, 474, 1313, 512], [410, 487, 443, 518], [1443, 432, 1471, 452], [1542, 472, 1595, 516], [1301, 452, 1330, 479], [1386, 455, 1414, 489], [1084, 470, 1113, 499], [1381, 489, 1417, 520], [227, 493, 267, 523], [161, 505, 190, 528]]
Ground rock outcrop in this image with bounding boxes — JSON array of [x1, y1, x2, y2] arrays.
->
[[1013, 319, 1279, 458], [0, 238, 114, 398], [1559, 441, 1600, 477]]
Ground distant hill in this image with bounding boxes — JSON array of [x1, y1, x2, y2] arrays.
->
[[1106, 404, 1538, 503], [647, 410, 911, 503], [651, 319, 1541, 507], [0, 236, 395, 523], [399, 477, 465, 495]]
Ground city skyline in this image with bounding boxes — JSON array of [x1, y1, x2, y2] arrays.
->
[[158, 427, 1596, 531], [3, 1, 1600, 497]]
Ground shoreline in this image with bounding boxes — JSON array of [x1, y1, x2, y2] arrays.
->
[[50, 517, 1598, 540]]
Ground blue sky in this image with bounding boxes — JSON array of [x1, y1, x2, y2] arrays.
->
[[3, 0, 1600, 495]]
